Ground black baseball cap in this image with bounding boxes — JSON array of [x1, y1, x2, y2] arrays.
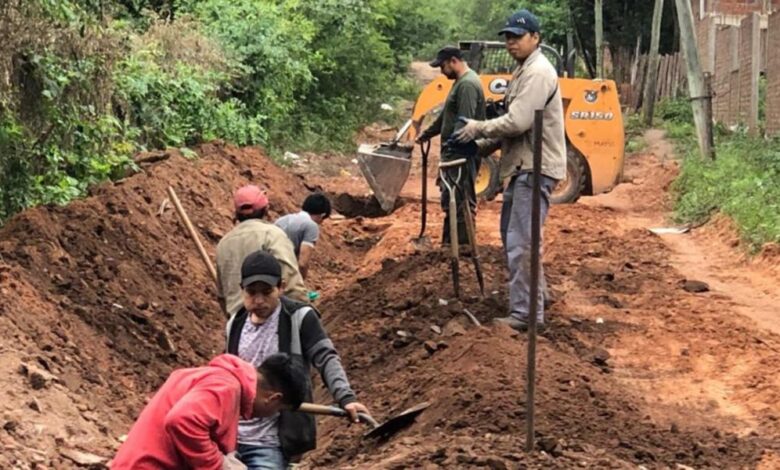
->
[[240, 251, 282, 288], [498, 9, 540, 37], [429, 46, 463, 67]]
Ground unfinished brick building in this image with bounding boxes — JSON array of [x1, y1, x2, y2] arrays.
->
[[694, 0, 780, 134]]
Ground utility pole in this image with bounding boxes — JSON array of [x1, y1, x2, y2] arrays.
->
[[644, 0, 665, 126], [674, 0, 714, 159], [595, 0, 604, 77]]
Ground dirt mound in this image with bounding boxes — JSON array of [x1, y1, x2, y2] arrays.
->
[[1, 135, 778, 469], [305, 219, 774, 468], [0, 142, 368, 467]]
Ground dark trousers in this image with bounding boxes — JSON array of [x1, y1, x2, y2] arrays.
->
[[499, 172, 557, 323], [439, 155, 480, 245]]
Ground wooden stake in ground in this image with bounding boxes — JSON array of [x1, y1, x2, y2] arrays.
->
[[166, 186, 218, 284], [644, 0, 665, 126], [595, 0, 604, 77], [525, 109, 544, 453], [674, 0, 715, 159]]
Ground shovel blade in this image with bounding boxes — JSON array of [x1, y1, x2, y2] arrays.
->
[[364, 402, 430, 440], [357, 143, 413, 213]]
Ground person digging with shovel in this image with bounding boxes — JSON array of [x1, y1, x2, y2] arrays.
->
[[225, 250, 370, 469], [111, 353, 308, 470]]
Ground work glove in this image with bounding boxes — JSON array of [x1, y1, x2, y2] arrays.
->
[[453, 118, 481, 143], [223, 452, 247, 470], [415, 132, 431, 144]]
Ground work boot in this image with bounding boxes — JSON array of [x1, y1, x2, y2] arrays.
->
[[494, 316, 546, 333]]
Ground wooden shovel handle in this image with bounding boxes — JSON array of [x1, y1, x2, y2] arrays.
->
[[297, 403, 378, 428], [166, 186, 218, 284], [297, 403, 346, 416]]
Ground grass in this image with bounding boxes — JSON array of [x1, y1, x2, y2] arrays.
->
[[656, 100, 780, 251], [624, 113, 649, 153]]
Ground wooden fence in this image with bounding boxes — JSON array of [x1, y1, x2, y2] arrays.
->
[[618, 52, 688, 112]]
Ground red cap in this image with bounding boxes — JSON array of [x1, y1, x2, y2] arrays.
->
[[234, 185, 269, 215]]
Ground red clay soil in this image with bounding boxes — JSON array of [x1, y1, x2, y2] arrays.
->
[[0, 142, 373, 468], [305, 222, 777, 468], [0, 140, 778, 469]]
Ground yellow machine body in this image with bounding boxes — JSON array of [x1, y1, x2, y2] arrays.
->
[[407, 74, 625, 199]]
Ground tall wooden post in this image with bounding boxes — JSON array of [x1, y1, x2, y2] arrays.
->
[[595, 0, 604, 77], [748, 12, 761, 134], [674, 0, 715, 159], [644, 0, 665, 126], [525, 110, 544, 453]]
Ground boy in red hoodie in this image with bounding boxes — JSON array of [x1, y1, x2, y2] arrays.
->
[[112, 353, 307, 470]]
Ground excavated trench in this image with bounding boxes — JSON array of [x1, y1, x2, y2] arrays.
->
[[328, 192, 406, 219], [0, 142, 778, 468]]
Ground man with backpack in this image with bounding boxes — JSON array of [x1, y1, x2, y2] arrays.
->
[[225, 250, 369, 469]]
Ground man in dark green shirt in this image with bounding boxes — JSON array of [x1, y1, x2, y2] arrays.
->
[[416, 46, 486, 245]]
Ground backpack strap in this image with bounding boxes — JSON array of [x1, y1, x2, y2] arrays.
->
[[281, 297, 320, 356]]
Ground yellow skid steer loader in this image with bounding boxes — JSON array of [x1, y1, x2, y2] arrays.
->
[[357, 41, 625, 213]]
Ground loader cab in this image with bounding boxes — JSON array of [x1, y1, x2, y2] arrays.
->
[[458, 41, 577, 78], [397, 40, 624, 206]]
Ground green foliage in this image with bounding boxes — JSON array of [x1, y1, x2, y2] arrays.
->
[[0, 0, 449, 222], [376, 0, 450, 66], [656, 99, 694, 125], [185, 0, 314, 124], [0, 41, 137, 220], [624, 113, 648, 153], [657, 99, 696, 145], [114, 47, 265, 148], [673, 134, 780, 250], [449, 0, 572, 48], [658, 99, 780, 250]]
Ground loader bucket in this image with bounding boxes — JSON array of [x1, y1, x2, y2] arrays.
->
[[357, 143, 413, 213]]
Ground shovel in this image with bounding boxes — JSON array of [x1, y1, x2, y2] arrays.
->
[[439, 159, 466, 298], [412, 139, 432, 248], [461, 193, 485, 297], [297, 402, 430, 439], [356, 120, 414, 213]]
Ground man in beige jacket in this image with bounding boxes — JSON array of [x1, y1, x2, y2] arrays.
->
[[455, 9, 566, 331], [216, 185, 307, 318]]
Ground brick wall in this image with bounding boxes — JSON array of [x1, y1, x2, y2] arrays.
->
[[760, 28, 767, 71], [737, 14, 756, 127], [709, 0, 780, 15], [711, 19, 760, 129], [767, 11, 780, 136], [702, 2, 780, 133], [713, 26, 733, 123], [697, 16, 716, 73]]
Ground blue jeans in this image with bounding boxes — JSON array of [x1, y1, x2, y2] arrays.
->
[[500, 172, 557, 323], [237, 444, 287, 470]]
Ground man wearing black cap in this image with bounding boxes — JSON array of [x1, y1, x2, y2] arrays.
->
[[416, 45, 485, 246], [454, 9, 566, 332], [225, 250, 369, 469]]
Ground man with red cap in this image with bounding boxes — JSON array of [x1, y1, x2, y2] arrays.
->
[[217, 185, 307, 318]]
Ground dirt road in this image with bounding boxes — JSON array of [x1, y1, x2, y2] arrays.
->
[[0, 132, 778, 468], [302, 130, 780, 468]]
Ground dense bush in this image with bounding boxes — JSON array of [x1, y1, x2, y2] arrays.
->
[[0, 0, 446, 222], [115, 20, 266, 148]]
